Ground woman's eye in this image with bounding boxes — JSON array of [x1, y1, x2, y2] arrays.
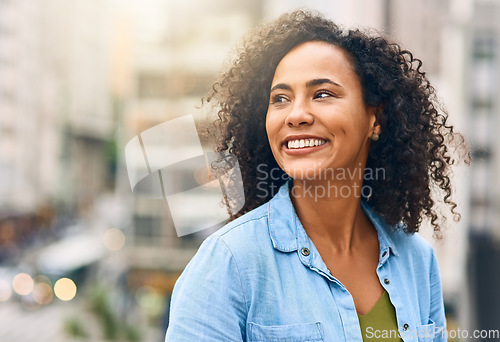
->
[[271, 94, 288, 104], [314, 91, 334, 99]]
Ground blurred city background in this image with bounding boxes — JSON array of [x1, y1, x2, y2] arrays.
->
[[0, 0, 498, 341]]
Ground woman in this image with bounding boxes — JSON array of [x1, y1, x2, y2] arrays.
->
[[165, 10, 468, 342]]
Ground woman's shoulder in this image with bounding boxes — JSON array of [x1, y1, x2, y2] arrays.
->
[[364, 202, 436, 260], [390, 227, 434, 253], [192, 200, 275, 263], [383, 224, 439, 271], [209, 201, 272, 246]]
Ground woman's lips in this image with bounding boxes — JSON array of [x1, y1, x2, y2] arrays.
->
[[283, 138, 329, 155], [285, 137, 327, 149]]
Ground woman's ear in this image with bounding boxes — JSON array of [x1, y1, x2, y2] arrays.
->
[[368, 105, 382, 141], [372, 105, 383, 134], [367, 105, 382, 136]]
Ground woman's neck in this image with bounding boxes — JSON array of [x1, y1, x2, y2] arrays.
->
[[290, 177, 373, 253]]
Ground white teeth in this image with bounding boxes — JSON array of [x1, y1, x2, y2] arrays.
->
[[287, 138, 327, 149]]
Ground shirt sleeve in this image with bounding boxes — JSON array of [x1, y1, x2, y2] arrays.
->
[[429, 249, 447, 342], [165, 236, 248, 342]]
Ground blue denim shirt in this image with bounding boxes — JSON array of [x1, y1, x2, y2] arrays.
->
[[166, 183, 446, 342]]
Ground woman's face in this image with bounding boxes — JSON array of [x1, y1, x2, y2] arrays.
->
[[266, 41, 380, 180]]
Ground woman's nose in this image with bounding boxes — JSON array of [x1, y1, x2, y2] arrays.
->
[[285, 102, 314, 127]]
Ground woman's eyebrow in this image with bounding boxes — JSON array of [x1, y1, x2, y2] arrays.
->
[[306, 78, 342, 88], [270, 78, 342, 92], [270, 83, 292, 92]]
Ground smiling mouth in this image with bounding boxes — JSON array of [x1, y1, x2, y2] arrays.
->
[[286, 138, 327, 149]]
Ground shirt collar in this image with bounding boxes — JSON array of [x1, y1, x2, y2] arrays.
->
[[267, 182, 399, 257], [268, 183, 299, 252]]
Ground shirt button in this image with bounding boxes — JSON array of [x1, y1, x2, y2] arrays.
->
[[301, 248, 310, 256], [402, 323, 410, 331], [384, 278, 390, 285]]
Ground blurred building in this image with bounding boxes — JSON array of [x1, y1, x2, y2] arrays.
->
[[0, 0, 115, 237], [0, 0, 122, 340], [465, 0, 500, 333], [0, 1, 60, 217], [0, 0, 114, 215], [42, 0, 115, 217]]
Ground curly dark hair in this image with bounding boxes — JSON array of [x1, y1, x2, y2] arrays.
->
[[205, 10, 469, 235]]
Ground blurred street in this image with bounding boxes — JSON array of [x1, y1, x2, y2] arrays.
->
[[0, 301, 78, 342], [0, 299, 164, 342]]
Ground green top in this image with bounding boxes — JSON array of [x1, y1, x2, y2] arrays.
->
[[358, 291, 403, 342]]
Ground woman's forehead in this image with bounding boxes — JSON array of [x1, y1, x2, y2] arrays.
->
[[271, 41, 358, 88]]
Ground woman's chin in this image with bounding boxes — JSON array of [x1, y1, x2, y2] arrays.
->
[[282, 164, 330, 181]]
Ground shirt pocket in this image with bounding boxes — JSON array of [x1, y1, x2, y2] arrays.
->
[[248, 322, 324, 342], [416, 319, 437, 342]]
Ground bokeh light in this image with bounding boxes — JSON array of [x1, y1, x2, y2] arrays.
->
[[12, 273, 34, 296], [135, 285, 164, 316], [33, 274, 52, 285], [33, 282, 54, 305], [54, 278, 77, 301], [102, 228, 126, 251], [0, 279, 12, 301]]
